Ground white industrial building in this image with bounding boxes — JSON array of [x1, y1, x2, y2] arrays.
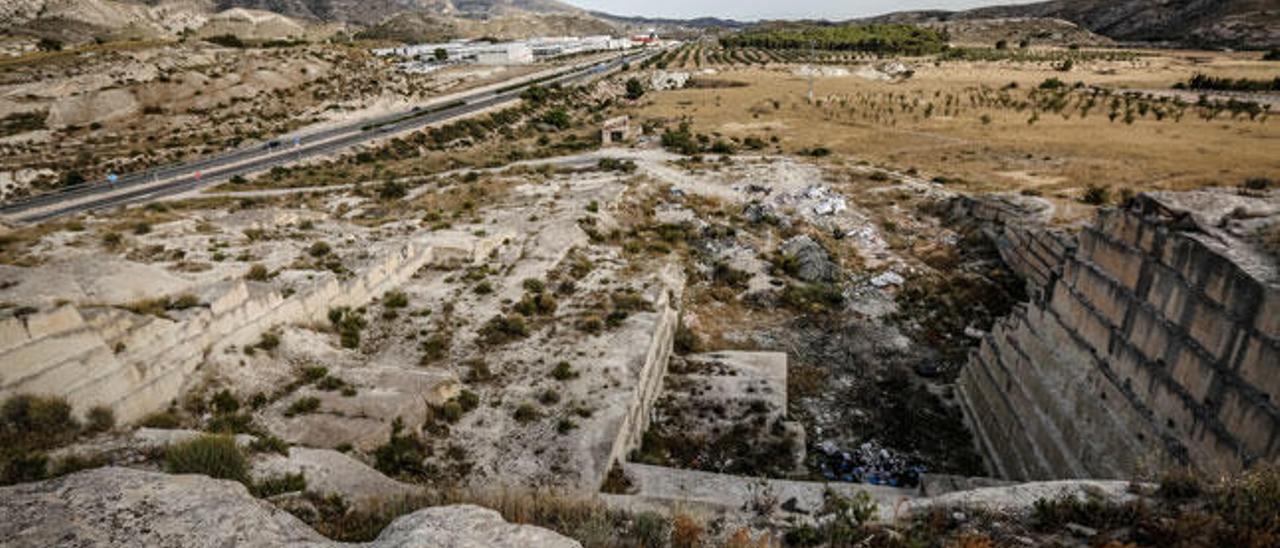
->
[[373, 35, 635, 68]]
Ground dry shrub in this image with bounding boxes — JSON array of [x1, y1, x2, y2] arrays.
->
[[949, 533, 995, 548], [726, 528, 778, 548], [672, 513, 704, 548]]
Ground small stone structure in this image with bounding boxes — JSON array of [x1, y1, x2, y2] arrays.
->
[[600, 115, 637, 145], [958, 190, 1280, 480]]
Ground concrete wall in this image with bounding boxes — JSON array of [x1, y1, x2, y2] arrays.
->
[[597, 263, 685, 489], [0, 233, 505, 424], [958, 192, 1280, 480]]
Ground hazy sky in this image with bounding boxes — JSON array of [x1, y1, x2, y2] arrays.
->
[[569, 0, 1040, 21]]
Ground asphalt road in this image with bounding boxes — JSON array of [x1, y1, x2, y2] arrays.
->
[[1, 48, 659, 224]]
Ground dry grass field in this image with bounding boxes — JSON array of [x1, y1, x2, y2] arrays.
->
[[634, 47, 1279, 220]]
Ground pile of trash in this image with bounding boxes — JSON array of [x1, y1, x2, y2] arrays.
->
[[815, 440, 925, 488]]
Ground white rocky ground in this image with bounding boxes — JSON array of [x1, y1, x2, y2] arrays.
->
[[0, 467, 580, 548]]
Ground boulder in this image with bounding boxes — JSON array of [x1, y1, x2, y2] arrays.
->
[[0, 467, 581, 547], [779, 235, 839, 282]]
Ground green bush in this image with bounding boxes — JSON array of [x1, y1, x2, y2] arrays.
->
[[85, 406, 115, 434], [252, 472, 306, 498], [245, 263, 270, 281], [164, 434, 250, 484], [1, 394, 79, 450], [478, 314, 529, 346], [284, 397, 321, 417], [1082, 184, 1111, 205], [249, 435, 290, 455], [513, 403, 540, 424], [551, 361, 578, 381], [383, 291, 410, 309], [3, 452, 49, 484], [372, 417, 431, 481], [673, 324, 701, 355], [625, 78, 645, 100], [458, 390, 480, 412]]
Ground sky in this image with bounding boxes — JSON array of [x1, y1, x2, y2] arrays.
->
[[568, 0, 1042, 21]]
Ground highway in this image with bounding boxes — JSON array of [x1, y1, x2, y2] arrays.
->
[[0, 48, 659, 224]]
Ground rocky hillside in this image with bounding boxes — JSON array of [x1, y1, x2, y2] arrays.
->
[[867, 0, 1280, 50], [2, 0, 618, 45], [2, 0, 322, 43], [214, 0, 583, 25]]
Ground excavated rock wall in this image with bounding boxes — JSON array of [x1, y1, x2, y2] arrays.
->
[[958, 191, 1280, 480], [938, 194, 1076, 298], [0, 232, 506, 424]]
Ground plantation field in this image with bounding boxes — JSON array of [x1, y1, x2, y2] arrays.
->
[[634, 47, 1279, 216]]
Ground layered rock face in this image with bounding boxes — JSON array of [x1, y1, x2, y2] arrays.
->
[[0, 467, 581, 548], [958, 190, 1279, 480]]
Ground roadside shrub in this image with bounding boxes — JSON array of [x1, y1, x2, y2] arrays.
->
[[164, 434, 250, 484], [626, 78, 646, 100]]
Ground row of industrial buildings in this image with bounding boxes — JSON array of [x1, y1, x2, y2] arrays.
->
[[372, 34, 660, 71]]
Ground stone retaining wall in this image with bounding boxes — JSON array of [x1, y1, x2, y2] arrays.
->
[[958, 191, 1279, 480], [598, 263, 685, 489]]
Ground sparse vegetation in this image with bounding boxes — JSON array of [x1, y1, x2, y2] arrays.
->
[[164, 434, 250, 484]]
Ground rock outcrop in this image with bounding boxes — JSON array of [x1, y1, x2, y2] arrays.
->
[[958, 190, 1280, 480], [0, 467, 580, 548]]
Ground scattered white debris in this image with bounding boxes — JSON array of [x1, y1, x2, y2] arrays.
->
[[870, 271, 905, 288], [651, 70, 690, 91]]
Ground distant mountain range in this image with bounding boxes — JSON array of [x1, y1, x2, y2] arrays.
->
[[3, 0, 1275, 49], [862, 0, 1278, 50]]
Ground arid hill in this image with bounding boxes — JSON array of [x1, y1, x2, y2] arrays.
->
[[866, 0, 1280, 49]]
